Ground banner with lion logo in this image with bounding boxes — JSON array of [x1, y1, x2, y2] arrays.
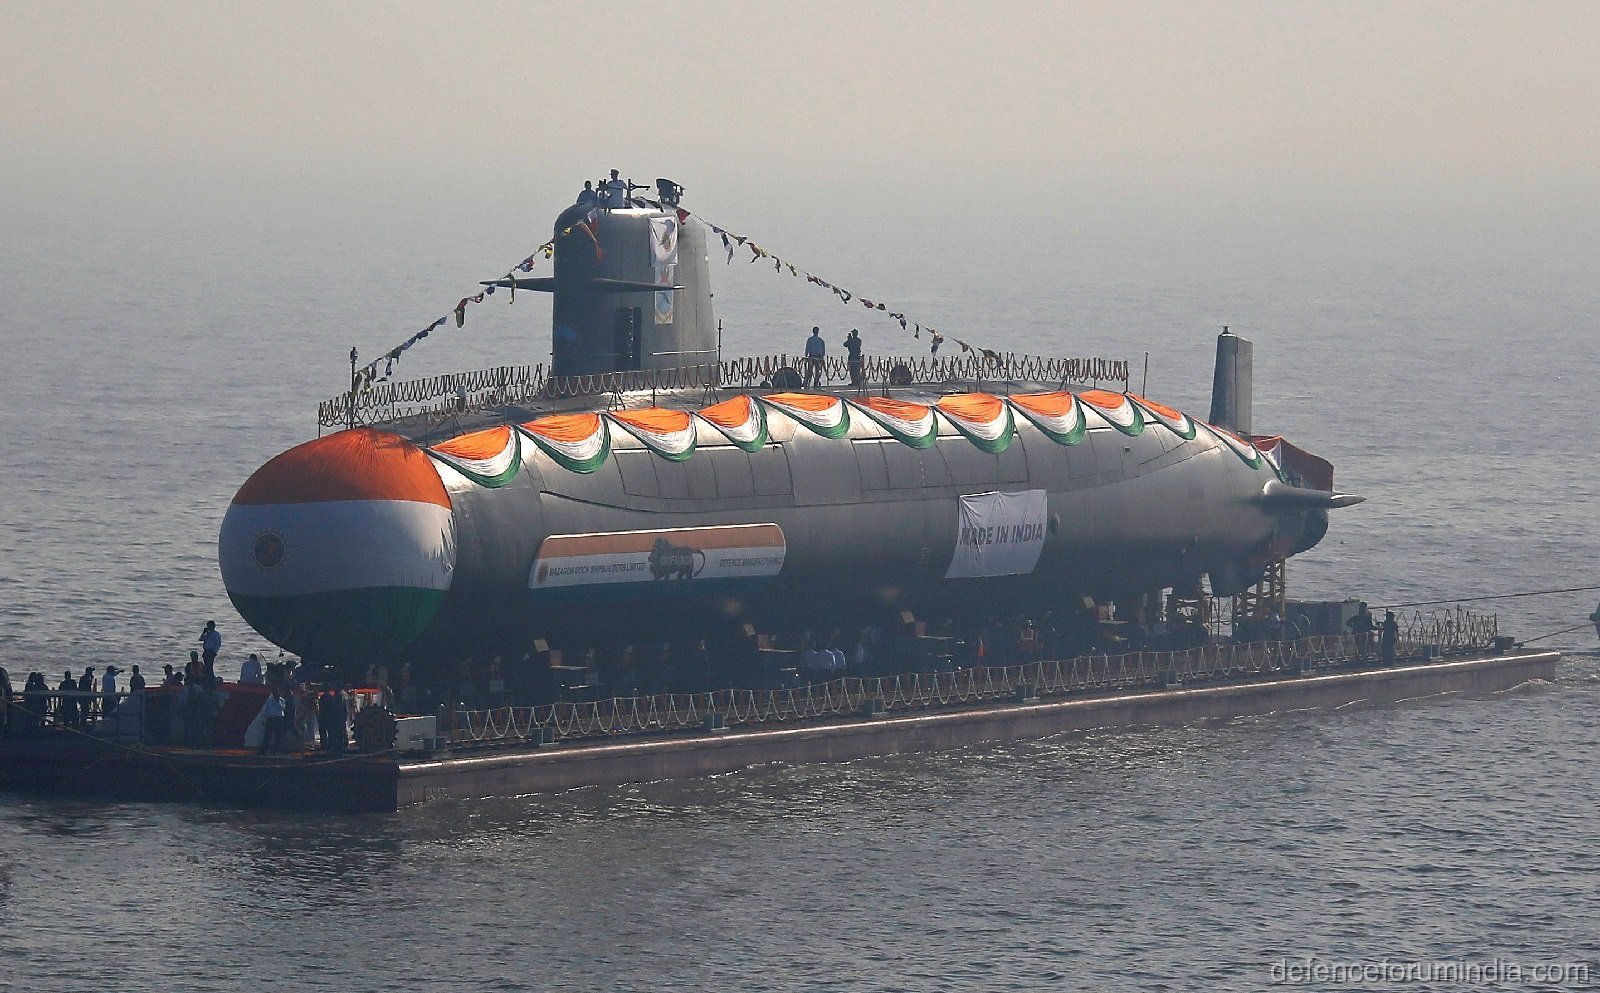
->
[[529, 524, 785, 596]]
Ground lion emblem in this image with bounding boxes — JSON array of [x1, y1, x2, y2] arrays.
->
[[647, 538, 705, 580]]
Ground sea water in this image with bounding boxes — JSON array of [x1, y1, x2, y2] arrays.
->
[[1, 182, 1596, 991]]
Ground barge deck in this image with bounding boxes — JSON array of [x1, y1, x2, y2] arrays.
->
[[0, 648, 1559, 813]]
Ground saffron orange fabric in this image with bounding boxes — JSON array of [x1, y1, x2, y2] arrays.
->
[[521, 412, 603, 443], [1077, 389, 1129, 411], [1008, 392, 1075, 417], [695, 395, 756, 429], [763, 392, 842, 413], [1129, 395, 1185, 422], [937, 393, 1005, 422], [234, 428, 450, 507], [607, 408, 694, 434], [857, 396, 933, 420], [430, 425, 513, 460]]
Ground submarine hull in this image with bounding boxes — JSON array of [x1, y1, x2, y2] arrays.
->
[[220, 389, 1325, 665]]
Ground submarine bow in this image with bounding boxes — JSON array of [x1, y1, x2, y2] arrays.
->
[[218, 428, 457, 660]]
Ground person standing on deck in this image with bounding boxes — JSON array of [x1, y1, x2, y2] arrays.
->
[[100, 666, 120, 719], [1017, 618, 1041, 662], [576, 180, 598, 208], [259, 689, 287, 754], [603, 169, 628, 210], [57, 671, 78, 726], [803, 327, 826, 387], [77, 667, 96, 722], [1346, 603, 1376, 659], [23, 672, 49, 733], [199, 621, 221, 683], [1379, 610, 1400, 664], [843, 329, 865, 387], [128, 665, 145, 694]]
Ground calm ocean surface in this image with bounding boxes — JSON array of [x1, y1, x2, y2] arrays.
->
[[1, 182, 1597, 990]]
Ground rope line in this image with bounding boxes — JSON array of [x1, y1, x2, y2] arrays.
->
[[1376, 585, 1600, 609], [1520, 623, 1595, 646]]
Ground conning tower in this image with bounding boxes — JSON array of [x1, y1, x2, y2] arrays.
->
[[494, 180, 715, 376]]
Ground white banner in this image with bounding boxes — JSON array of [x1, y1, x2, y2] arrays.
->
[[945, 490, 1048, 579], [654, 263, 675, 325], [649, 215, 679, 265]]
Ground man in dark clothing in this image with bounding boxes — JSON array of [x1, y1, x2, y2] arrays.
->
[[318, 689, 347, 752], [23, 673, 49, 733], [1346, 603, 1376, 659], [843, 329, 865, 387], [57, 671, 79, 726], [199, 621, 221, 683], [77, 668, 97, 722], [1379, 610, 1400, 664]]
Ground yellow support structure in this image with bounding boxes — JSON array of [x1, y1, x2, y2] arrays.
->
[[1232, 560, 1287, 625]]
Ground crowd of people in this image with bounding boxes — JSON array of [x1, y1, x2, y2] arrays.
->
[[0, 621, 369, 753], [0, 601, 1448, 744]]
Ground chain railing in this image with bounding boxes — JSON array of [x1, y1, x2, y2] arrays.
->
[[448, 614, 1504, 750], [1401, 607, 1497, 650], [317, 353, 1133, 428]]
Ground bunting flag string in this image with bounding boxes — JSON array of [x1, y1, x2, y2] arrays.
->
[[349, 206, 610, 395], [350, 188, 1011, 398], [638, 199, 996, 364]]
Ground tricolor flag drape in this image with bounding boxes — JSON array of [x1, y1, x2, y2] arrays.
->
[[391, 389, 1270, 486], [696, 395, 769, 452], [937, 393, 1015, 453], [1077, 389, 1145, 436], [851, 397, 938, 448], [760, 392, 851, 438], [427, 425, 522, 488], [519, 413, 611, 473], [607, 408, 697, 461]]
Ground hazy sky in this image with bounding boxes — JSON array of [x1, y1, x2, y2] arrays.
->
[[3, 0, 1598, 222]]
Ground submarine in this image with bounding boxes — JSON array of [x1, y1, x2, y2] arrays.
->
[[218, 181, 1362, 667]]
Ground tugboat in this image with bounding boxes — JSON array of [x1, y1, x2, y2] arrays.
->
[[219, 179, 1363, 674]]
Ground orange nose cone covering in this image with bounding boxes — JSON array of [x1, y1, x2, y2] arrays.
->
[[219, 429, 456, 661]]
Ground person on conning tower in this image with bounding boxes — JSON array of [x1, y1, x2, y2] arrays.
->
[[604, 169, 628, 210]]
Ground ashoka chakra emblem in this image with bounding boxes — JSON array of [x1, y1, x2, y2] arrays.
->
[[252, 530, 288, 570]]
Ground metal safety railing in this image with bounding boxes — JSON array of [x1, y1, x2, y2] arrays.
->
[[446, 615, 1504, 750], [317, 352, 1132, 428]]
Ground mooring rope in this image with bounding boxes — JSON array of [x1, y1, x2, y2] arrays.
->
[[1519, 622, 1596, 646], [1376, 584, 1600, 610]]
